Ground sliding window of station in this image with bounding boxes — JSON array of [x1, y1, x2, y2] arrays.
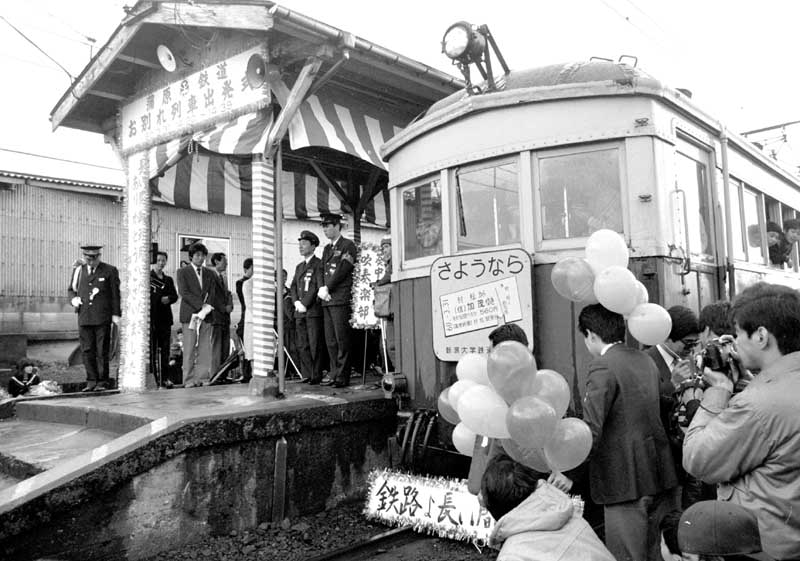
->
[[383, 62, 800, 408]]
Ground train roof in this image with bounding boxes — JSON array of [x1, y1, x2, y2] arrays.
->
[[382, 59, 709, 159], [425, 60, 661, 115], [382, 59, 800, 187]]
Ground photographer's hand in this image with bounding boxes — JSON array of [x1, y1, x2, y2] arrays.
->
[[671, 360, 694, 391], [702, 367, 735, 393]]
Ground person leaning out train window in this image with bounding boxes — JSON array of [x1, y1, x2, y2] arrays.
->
[[766, 221, 793, 268]]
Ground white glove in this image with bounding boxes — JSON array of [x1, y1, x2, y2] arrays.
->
[[197, 303, 214, 320], [317, 286, 330, 301], [71, 296, 83, 307], [296, 302, 307, 313], [112, 315, 121, 325]]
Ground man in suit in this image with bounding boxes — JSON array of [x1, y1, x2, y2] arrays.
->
[[176, 242, 219, 387], [68, 244, 121, 392], [317, 213, 357, 388], [209, 252, 233, 374], [291, 230, 325, 384], [150, 251, 178, 388], [578, 303, 679, 561]]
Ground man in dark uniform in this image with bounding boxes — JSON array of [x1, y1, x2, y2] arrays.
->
[[68, 244, 121, 392], [291, 230, 325, 384], [318, 213, 357, 387]]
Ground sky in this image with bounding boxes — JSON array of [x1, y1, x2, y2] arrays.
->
[[1, 0, 799, 176]]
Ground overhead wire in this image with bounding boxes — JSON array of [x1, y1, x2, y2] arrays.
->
[[0, 147, 121, 171], [0, 14, 74, 81]]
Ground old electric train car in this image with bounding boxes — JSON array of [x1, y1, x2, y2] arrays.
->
[[380, 56, 800, 461]]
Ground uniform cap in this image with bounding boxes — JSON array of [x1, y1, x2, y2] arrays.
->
[[80, 245, 103, 255], [678, 501, 763, 556], [320, 213, 343, 226], [298, 230, 320, 246], [380, 235, 392, 247]]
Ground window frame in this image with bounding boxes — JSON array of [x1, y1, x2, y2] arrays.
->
[[397, 172, 447, 270], [450, 155, 522, 253], [531, 141, 628, 252]]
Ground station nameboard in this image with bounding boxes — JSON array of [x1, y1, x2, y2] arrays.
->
[[430, 248, 533, 361], [365, 469, 494, 544], [120, 45, 270, 153]]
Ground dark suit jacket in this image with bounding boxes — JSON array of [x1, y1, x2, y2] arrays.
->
[[150, 270, 178, 327], [68, 261, 121, 326], [321, 236, 357, 307], [582, 344, 678, 505], [645, 345, 685, 474], [290, 255, 323, 318], [176, 264, 221, 325]]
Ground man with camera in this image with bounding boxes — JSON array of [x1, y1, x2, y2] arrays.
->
[[682, 283, 800, 560]]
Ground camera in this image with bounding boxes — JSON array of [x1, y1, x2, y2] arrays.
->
[[694, 336, 748, 392]]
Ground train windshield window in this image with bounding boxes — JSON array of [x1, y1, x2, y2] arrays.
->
[[454, 160, 519, 250], [401, 178, 443, 260], [539, 147, 622, 240]]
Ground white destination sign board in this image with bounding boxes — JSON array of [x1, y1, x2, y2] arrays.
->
[[430, 248, 533, 362]]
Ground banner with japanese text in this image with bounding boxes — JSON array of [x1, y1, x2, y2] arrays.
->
[[365, 469, 494, 544], [430, 248, 533, 361], [120, 45, 269, 153]]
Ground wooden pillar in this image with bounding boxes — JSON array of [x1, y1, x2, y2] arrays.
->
[[249, 154, 276, 393], [119, 150, 152, 391]]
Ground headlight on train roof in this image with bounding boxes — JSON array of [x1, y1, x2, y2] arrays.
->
[[442, 21, 485, 63]]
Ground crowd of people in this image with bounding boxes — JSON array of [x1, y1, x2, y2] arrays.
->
[[63, 212, 394, 391], [481, 282, 800, 561]]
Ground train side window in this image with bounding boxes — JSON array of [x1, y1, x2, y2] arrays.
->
[[538, 147, 622, 240], [742, 187, 766, 265], [782, 207, 800, 271], [728, 179, 747, 261], [454, 159, 519, 250], [401, 178, 443, 261], [676, 150, 714, 263]]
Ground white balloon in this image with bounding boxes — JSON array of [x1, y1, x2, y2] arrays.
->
[[456, 353, 490, 385], [452, 422, 478, 456], [628, 303, 672, 346], [457, 385, 511, 439], [593, 266, 639, 315], [585, 229, 629, 275], [449, 379, 478, 412]]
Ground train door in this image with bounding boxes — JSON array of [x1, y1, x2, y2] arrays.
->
[[674, 136, 722, 309]]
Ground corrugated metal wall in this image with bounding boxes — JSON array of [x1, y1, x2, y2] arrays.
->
[[1, 184, 387, 335]]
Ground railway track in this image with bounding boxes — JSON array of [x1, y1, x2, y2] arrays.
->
[[304, 526, 434, 561]]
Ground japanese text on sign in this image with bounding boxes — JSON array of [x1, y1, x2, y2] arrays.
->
[[440, 278, 522, 337], [430, 248, 533, 362], [365, 469, 494, 544], [120, 46, 269, 152], [349, 242, 385, 330]]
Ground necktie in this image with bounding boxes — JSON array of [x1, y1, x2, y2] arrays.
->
[[89, 266, 94, 276]]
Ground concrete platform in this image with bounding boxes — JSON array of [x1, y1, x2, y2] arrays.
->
[[0, 378, 397, 561]]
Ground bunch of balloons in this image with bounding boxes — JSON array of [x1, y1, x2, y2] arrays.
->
[[550, 229, 671, 346], [438, 342, 593, 473]]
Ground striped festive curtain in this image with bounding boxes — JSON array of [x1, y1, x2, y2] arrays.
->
[[149, 110, 272, 217], [288, 89, 407, 170], [279, 169, 390, 227], [149, 102, 393, 225]]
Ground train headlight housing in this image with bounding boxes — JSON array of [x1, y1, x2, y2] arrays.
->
[[442, 21, 485, 63]]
